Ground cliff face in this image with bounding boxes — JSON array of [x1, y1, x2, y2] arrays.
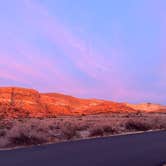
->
[[0, 87, 165, 119], [0, 87, 45, 118], [0, 87, 136, 118]]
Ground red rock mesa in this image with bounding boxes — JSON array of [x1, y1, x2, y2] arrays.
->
[[0, 87, 165, 118]]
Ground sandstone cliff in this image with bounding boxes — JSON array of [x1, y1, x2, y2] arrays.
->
[[126, 103, 166, 112], [0, 87, 135, 118], [0, 87, 165, 119]]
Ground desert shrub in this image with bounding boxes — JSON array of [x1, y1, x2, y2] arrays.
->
[[9, 133, 47, 146], [125, 120, 151, 131], [124, 114, 130, 118], [0, 138, 9, 148], [76, 123, 89, 131], [89, 126, 104, 137], [0, 120, 13, 130], [49, 125, 59, 130], [61, 122, 79, 140], [48, 121, 61, 130], [7, 121, 50, 146], [0, 130, 6, 137], [102, 125, 117, 134], [17, 119, 25, 123], [1, 113, 166, 149], [158, 122, 166, 130], [146, 116, 166, 130], [23, 119, 54, 133]]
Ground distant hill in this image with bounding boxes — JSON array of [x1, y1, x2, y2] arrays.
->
[[126, 103, 166, 112], [0, 87, 165, 118]]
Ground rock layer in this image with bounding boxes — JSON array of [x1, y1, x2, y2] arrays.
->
[[0, 87, 165, 119], [126, 103, 166, 112]]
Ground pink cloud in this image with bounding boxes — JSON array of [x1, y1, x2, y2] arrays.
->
[[0, 37, 89, 95], [0, 0, 164, 103], [20, 0, 129, 99], [23, 0, 113, 79]]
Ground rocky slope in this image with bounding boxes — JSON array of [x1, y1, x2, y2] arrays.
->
[[0, 87, 134, 118], [126, 103, 166, 112], [0, 87, 165, 118]]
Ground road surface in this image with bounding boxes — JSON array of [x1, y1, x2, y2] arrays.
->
[[0, 131, 166, 166]]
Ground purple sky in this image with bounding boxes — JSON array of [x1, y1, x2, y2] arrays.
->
[[0, 0, 165, 104]]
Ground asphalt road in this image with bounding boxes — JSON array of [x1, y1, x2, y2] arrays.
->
[[0, 131, 166, 166]]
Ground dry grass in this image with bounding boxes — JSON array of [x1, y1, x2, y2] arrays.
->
[[0, 112, 166, 148]]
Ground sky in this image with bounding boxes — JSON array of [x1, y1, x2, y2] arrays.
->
[[0, 0, 165, 104]]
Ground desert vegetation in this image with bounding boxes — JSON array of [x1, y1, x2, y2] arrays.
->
[[0, 112, 166, 148]]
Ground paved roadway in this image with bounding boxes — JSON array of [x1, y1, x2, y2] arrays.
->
[[0, 131, 166, 166]]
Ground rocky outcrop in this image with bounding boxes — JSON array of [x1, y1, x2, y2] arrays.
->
[[0, 87, 165, 119], [126, 103, 166, 112], [0, 87, 137, 118], [0, 87, 45, 118]]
